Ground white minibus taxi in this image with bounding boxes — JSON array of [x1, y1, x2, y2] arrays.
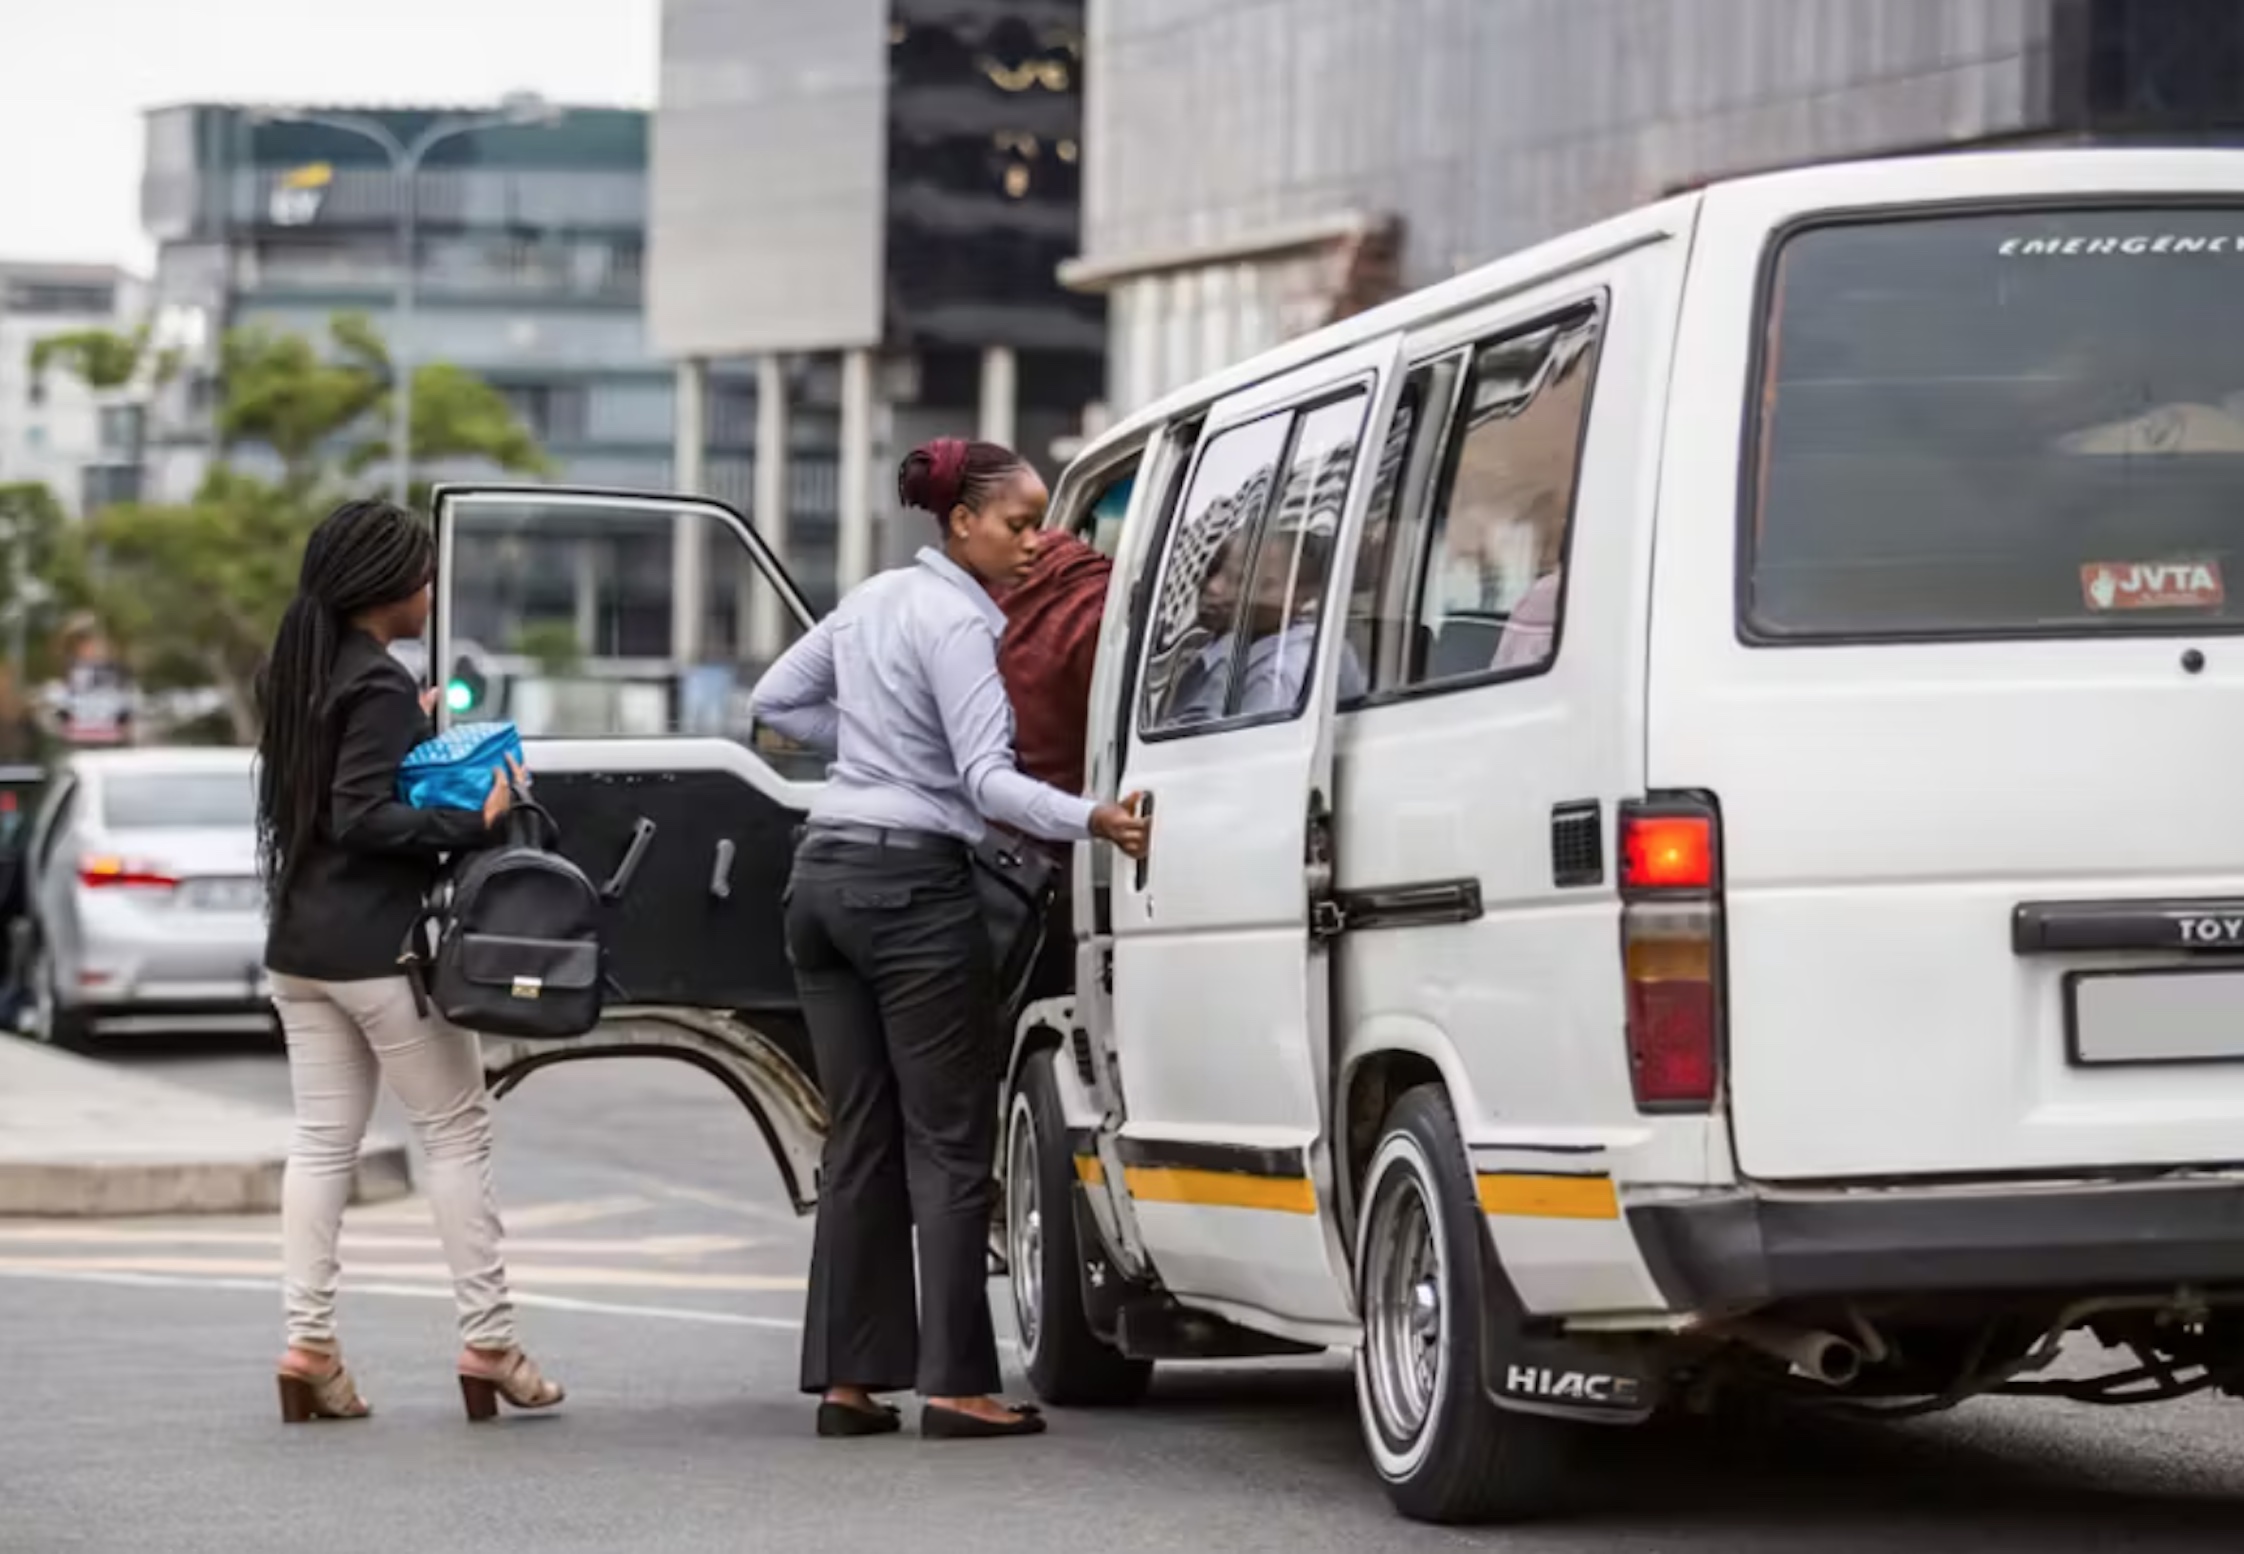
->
[[431, 147, 2244, 1525]]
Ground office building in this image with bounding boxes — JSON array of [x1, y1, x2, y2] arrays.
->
[[1073, 0, 2244, 414], [0, 261, 143, 516], [652, 0, 1104, 611]]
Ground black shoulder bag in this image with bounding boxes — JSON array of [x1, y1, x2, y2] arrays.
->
[[973, 832, 1061, 1031]]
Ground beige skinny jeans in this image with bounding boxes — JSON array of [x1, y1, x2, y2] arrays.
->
[[271, 973, 517, 1352]]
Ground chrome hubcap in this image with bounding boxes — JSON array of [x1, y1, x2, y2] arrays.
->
[[1410, 1277, 1440, 1340], [1364, 1168, 1442, 1442], [1006, 1101, 1043, 1353]]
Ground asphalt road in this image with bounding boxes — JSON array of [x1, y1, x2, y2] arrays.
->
[[8, 1040, 2244, 1554]]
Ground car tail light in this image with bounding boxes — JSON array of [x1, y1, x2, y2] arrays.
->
[[78, 855, 180, 891], [1619, 799, 1723, 1110]]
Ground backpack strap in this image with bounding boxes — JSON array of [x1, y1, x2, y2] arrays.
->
[[504, 796, 560, 852], [396, 893, 444, 1021]]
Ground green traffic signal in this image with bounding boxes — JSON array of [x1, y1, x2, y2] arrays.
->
[[445, 653, 487, 715]]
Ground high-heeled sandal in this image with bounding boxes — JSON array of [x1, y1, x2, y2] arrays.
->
[[457, 1348, 566, 1422], [276, 1351, 371, 1423]]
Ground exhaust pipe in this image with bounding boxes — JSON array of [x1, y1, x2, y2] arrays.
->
[[1720, 1319, 1864, 1387]]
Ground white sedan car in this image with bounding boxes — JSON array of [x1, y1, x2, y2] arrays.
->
[[14, 747, 270, 1048]]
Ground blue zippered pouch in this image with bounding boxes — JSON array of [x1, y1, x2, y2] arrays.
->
[[398, 721, 524, 811]]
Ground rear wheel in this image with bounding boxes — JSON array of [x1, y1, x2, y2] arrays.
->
[[25, 941, 91, 1052], [1355, 1085, 1573, 1524], [1005, 1047, 1153, 1406]]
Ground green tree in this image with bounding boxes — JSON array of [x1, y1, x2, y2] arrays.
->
[[28, 324, 179, 395], [0, 482, 72, 623], [73, 470, 313, 741], [0, 484, 76, 761], [216, 317, 390, 491], [214, 312, 555, 499], [42, 311, 553, 741]]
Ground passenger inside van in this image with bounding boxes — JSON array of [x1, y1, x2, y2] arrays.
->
[[1166, 525, 1368, 723], [1233, 527, 1367, 714], [1165, 529, 1251, 723], [1489, 567, 1560, 672], [997, 525, 1117, 1005], [998, 527, 1113, 800]]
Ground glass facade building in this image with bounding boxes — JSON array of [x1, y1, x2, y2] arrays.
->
[[882, 2, 1105, 409], [137, 102, 842, 527], [1075, 0, 2244, 415]]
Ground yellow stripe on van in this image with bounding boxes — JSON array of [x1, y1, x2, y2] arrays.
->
[[1073, 1154, 1106, 1188], [1122, 1165, 1317, 1215], [1476, 1173, 1619, 1221]]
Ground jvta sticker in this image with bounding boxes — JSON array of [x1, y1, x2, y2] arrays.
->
[[2081, 560, 2225, 612]]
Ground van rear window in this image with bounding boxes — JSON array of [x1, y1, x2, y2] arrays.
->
[[1747, 208, 2244, 640]]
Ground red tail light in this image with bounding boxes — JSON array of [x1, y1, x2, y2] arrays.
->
[[1622, 814, 1714, 891], [1618, 800, 1722, 1111], [78, 856, 179, 891]]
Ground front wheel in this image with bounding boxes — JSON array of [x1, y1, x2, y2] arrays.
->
[[1005, 1047, 1153, 1406], [1355, 1085, 1573, 1524]]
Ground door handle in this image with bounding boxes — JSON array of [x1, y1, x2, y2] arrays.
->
[[601, 817, 658, 902], [709, 838, 736, 901], [1132, 791, 1155, 893]]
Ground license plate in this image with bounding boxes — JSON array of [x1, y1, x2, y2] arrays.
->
[[2068, 969, 2244, 1065], [179, 877, 261, 913]]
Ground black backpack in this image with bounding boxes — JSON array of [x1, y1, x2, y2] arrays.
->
[[405, 800, 605, 1040]]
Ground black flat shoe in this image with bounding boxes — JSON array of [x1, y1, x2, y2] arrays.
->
[[816, 1400, 901, 1438], [919, 1401, 1046, 1439]]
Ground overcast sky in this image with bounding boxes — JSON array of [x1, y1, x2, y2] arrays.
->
[[0, 0, 659, 272]]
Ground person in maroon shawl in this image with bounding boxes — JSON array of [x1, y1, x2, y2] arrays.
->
[[996, 527, 1114, 1001], [998, 530, 1112, 796]]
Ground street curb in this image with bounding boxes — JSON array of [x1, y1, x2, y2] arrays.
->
[[0, 1141, 414, 1218]]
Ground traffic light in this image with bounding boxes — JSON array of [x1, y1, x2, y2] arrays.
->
[[446, 654, 487, 715]]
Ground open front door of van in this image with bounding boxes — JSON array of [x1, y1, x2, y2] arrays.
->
[[1106, 337, 1408, 1336], [430, 485, 828, 1213]]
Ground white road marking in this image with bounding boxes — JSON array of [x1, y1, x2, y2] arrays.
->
[[0, 1225, 757, 1258], [0, 1265, 803, 1330], [0, 1253, 805, 1292], [619, 1176, 812, 1230], [502, 1195, 661, 1230], [337, 1195, 451, 1227], [337, 1194, 659, 1230], [0, 1267, 1024, 1354]]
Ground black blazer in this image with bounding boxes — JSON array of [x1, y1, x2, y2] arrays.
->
[[263, 631, 494, 982]]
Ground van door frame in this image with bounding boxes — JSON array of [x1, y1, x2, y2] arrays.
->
[[1098, 335, 1410, 1342], [993, 430, 1169, 1277]]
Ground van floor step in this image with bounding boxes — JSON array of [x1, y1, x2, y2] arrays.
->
[[1113, 1299, 1325, 1361]]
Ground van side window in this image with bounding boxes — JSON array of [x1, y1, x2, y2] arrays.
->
[[1138, 412, 1295, 733], [1402, 306, 1602, 689], [1233, 394, 1369, 717], [1071, 461, 1139, 558], [1346, 371, 1433, 699]]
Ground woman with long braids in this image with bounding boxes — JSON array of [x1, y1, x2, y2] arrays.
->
[[257, 498, 562, 1425], [753, 438, 1151, 1440]]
